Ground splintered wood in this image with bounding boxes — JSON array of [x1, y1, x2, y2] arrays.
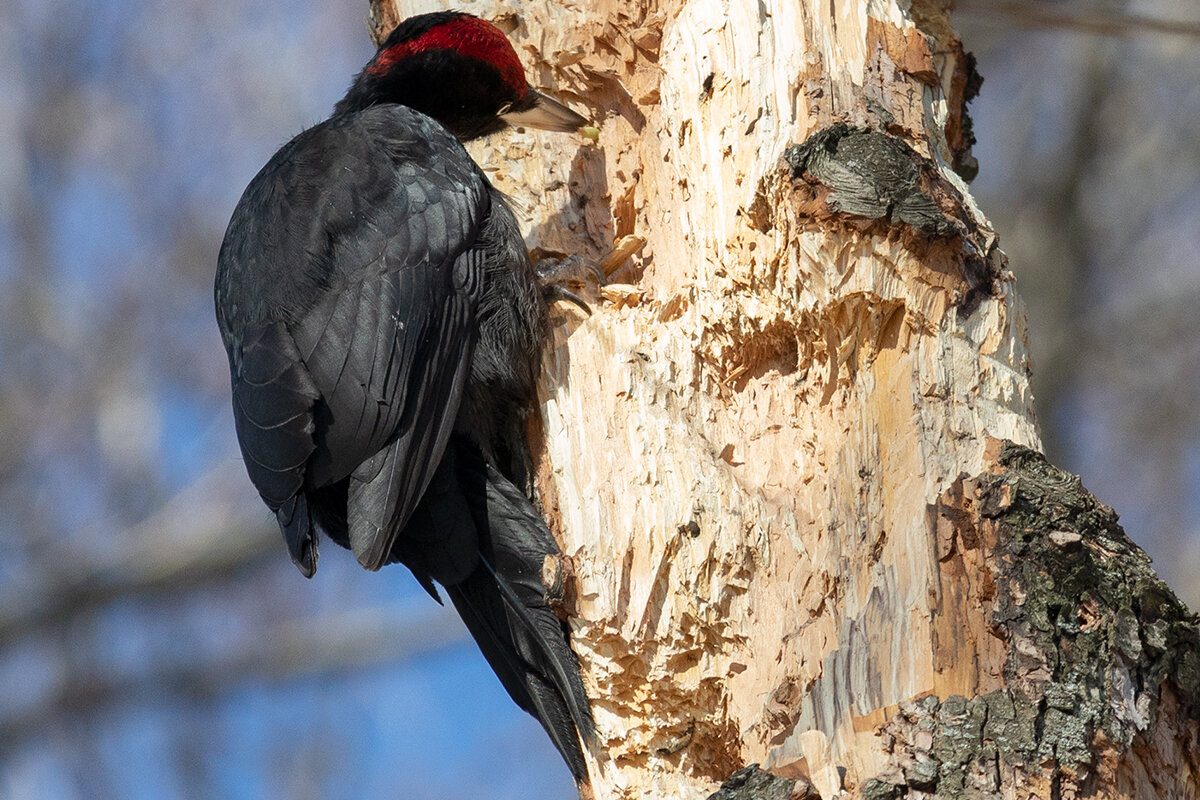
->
[[370, 2, 1197, 799]]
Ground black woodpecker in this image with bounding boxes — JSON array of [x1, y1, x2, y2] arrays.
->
[[213, 11, 594, 781]]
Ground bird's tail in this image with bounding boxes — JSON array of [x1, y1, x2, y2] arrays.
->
[[443, 451, 594, 782]]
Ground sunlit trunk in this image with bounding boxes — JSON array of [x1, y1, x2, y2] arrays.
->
[[369, 2, 1200, 797]]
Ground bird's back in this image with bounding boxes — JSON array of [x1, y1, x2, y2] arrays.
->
[[216, 105, 488, 347]]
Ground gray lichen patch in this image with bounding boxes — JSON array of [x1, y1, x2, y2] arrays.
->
[[862, 442, 1200, 798], [982, 442, 1200, 737]]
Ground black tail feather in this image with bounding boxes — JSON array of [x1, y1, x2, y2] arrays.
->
[[445, 570, 591, 780], [476, 555, 596, 743], [438, 445, 593, 781]]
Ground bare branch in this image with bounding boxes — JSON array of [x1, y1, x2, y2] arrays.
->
[[957, 0, 1200, 39], [0, 603, 469, 746], [0, 466, 275, 645]]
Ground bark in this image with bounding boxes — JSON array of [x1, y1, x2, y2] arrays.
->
[[366, 1, 1200, 797]]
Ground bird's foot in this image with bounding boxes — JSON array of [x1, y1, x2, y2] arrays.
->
[[533, 250, 604, 317], [536, 253, 605, 286]]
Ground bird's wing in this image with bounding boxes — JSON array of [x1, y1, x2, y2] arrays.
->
[[224, 319, 322, 574], [216, 106, 491, 571], [293, 243, 487, 571]]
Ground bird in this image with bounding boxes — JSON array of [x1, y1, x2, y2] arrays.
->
[[214, 11, 595, 781]]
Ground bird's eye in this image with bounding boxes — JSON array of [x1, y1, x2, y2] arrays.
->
[[497, 102, 513, 115]]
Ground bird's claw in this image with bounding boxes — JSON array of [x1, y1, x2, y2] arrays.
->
[[534, 252, 603, 317], [544, 285, 592, 316]]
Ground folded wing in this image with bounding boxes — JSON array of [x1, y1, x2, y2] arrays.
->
[[216, 105, 491, 571]]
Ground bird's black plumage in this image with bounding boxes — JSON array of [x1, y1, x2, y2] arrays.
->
[[214, 12, 592, 782]]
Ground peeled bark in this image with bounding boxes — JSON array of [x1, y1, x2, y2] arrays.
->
[[367, 2, 1200, 797]]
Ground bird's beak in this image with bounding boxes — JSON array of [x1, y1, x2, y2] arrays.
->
[[501, 88, 589, 132]]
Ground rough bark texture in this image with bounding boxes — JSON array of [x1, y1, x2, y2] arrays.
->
[[366, 1, 1199, 797], [864, 441, 1200, 799]]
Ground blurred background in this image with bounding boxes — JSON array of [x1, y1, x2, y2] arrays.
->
[[0, 0, 1196, 797]]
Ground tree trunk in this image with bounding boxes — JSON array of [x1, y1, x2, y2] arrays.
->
[[367, 1, 1200, 797]]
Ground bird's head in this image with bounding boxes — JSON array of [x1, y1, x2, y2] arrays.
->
[[335, 11, 588, 141]]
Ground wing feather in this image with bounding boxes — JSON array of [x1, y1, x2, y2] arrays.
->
[[343, 248, 486, 570], [228, 320, 320, 507]]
